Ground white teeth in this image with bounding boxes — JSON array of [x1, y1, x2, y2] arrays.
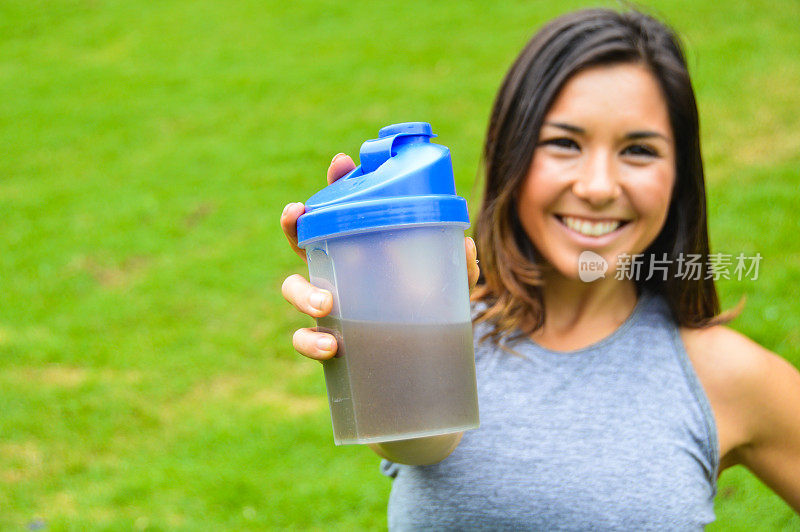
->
[[560, 216, 622, 237]]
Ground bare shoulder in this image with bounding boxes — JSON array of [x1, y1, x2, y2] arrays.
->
[[680, 325, 780, 378], [680, 324, 800, 476], [680, 325, 794, 393]]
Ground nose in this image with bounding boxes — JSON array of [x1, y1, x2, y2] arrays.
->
[[571, 151, 620, 207]]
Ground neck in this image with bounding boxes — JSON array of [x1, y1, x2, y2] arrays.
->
[[537, 272, 639, 339]]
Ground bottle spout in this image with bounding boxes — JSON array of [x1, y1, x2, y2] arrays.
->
[[359, 122, 436, 174]]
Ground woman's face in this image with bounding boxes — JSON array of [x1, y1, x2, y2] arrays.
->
[[517, 62, 676, 281]]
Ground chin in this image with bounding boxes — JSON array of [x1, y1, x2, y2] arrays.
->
[[547, 248, 625, 283], [546, 255, 585, 281]]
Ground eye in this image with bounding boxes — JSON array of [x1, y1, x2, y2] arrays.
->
[[539, 137, 580, 151], [622, 144, 659, 158]]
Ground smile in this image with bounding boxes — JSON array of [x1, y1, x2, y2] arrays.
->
[[555, 214, 631, 238]]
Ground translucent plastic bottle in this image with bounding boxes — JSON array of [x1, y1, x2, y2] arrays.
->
[[297, 122, 479, 445]]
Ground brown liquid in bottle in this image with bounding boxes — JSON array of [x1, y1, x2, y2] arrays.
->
[[318, 318, 479, 444]]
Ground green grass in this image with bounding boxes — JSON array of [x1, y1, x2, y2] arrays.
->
[[1, 0, 798, 529]]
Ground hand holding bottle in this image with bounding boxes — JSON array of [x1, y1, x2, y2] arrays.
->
[[280, 153, 480, 362]]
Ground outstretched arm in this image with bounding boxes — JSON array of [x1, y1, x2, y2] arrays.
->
[[368, 432, 465, 466]]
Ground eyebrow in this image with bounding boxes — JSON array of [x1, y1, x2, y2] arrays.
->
[[544, 121, 670, 141]]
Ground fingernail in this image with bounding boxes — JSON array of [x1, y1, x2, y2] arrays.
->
[[282, 203, 292, 216], [331, 153, 345, 164], [310, 291, 326, 310], [317, 337, 334, 352], [467, 236, 476, 251]]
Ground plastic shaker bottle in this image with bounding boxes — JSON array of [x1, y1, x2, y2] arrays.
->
[[296, 122, 480, 445]]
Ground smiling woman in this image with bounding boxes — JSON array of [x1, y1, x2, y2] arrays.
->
[[518, 63, 675, 284], [470, 9, 735, 344], [280, 6, 800, 530]]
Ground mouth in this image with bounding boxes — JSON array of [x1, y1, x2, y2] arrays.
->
[[554, 214, 632, 238]]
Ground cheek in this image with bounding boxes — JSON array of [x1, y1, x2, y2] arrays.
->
[[528, 151, 569, 187], [518, 153, 564, 211], [517, 169, 559, 239], [625, 168, 675, 232]]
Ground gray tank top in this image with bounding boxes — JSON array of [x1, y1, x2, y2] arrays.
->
[[380, 289, 719, 530]]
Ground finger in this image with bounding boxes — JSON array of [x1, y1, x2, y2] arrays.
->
[[280, 202, 307, 260], [327, 153, 357, 185], [293, 327, 338, 360], [281, 274, 333, 318], [465, 237, 480, 289]]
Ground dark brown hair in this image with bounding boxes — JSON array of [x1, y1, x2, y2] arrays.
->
[[472, 7, 742, 343]]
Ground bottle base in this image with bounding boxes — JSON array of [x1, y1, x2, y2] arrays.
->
[[333, 422, 480, 446]]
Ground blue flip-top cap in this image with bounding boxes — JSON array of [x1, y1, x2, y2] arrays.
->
[[296, 122, 469, 247]]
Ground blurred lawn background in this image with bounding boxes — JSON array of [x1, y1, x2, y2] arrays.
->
[[1, 0, 798, 529]]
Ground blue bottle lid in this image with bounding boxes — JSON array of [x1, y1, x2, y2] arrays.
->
[[296, 122, 469, 247]]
